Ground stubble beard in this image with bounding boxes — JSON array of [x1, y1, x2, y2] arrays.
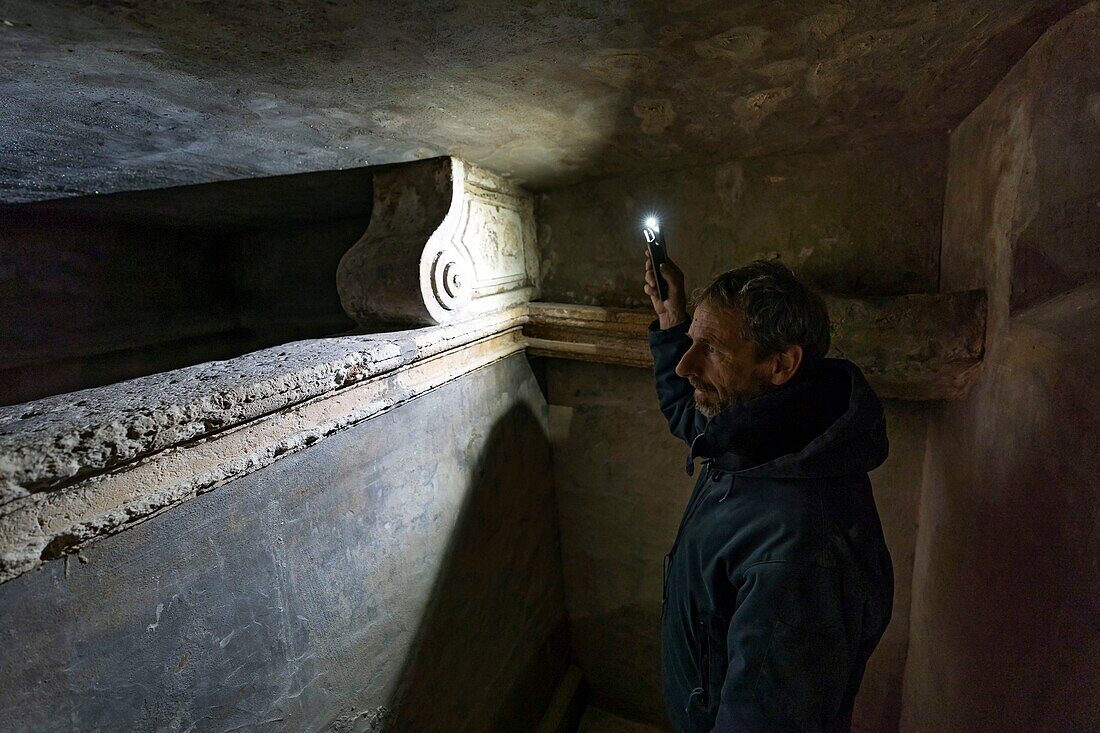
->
[[691, 378, 770, 418], [690, 380, 730, 418]]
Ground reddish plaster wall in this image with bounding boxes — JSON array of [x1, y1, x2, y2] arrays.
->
[[902, 5, 1100, 730]]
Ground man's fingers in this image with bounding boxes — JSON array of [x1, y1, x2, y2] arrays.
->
[[660, 261, 684, 285], [645, 251, 681, 312]]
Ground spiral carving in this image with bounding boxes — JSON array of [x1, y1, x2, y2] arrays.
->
[[426, 248, 474, 315]]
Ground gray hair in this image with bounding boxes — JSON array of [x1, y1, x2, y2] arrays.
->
[[690, 260, 831, 360]]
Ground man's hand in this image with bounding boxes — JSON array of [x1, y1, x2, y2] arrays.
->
[[645, 250, 687, 329]]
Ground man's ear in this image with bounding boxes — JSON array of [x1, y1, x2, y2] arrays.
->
[[768, 344, 803, 387]]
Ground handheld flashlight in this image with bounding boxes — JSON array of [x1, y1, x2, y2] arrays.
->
[[642, 216, 669, 300]]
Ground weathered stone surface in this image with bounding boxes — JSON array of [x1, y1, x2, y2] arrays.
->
[[903, 6, 1100, 731], [536, 138, 949, 302], [525, 303, 654, 367], [0, 353, 568, 733], [857, 401, 932, 732], [543, 361, 688, 728], [0, 307, 522, 500], [525, 293, 987, 401], [0, 308, 527, 582], [0, 1, 1079, 201], [337, 157, 539, 326], [825, 290, 987, 400]]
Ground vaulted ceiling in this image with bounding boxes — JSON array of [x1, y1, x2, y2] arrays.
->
[[0, 0, 1081, 203]]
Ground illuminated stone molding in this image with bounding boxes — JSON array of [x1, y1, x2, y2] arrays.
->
[[0, 289, 986, 584], [524, 290, 987, 400], [337, 157, 539, 326], [0, 156, 542, 585], [0, 309, 528, 584]]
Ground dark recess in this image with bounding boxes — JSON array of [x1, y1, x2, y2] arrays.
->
[[0, 167, 374, 405]]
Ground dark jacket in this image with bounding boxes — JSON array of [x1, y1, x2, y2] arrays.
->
[[650, 316, 894, 733]]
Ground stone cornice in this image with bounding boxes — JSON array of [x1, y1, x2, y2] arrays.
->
[[524, 303, 653, 367], [0, 290, 987, 584], [524, 291, 987, 401], [0, 309, 528, 583]]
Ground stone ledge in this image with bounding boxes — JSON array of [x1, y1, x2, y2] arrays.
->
[[0, 307, 525, 505], [524, 291, 987, 401], [0, 313, 527, 583], [0, 152, 549, 584], [0, 290, 986, 583]]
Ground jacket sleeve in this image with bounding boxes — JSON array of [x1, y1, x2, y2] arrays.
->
[[648, 316, 706, 446], [711, 561, 855, 733]]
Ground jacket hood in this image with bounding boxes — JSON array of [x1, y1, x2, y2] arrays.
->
[[690, 357, 888, 479]]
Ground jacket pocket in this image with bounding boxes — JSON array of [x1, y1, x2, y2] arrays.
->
[[684, 615, 713, 715], [753, 620, 849, 732]]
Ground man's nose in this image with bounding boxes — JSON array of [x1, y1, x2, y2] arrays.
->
[[675, 349, 695, 378]]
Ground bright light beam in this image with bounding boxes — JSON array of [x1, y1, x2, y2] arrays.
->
[[644, 216, 659, 231]]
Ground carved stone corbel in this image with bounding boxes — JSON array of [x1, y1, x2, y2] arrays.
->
[[337, 157, 539, 327]]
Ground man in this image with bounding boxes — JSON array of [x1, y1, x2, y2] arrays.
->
[[643, 254, 893, 733]]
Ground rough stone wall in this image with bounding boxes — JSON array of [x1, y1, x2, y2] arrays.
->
[[540, 360, 928, 732], [855, 401, 929, 733], [902, 6, 1100, 731], [542, 360, 687, 729], [536, 135, 947, 305], [0, 354, 569, 732], [0, 174, 364, 405]]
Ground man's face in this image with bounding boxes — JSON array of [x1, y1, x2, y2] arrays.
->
[[675, 301, 776, 418]]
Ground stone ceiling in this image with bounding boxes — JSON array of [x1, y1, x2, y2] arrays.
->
[[0, 0, 1082, 203]]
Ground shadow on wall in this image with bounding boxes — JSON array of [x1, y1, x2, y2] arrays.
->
[[387, 399, 571, 733], [0, 354, 568, 732]]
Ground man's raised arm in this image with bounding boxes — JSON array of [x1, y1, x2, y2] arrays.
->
[[644, 253, 705, 446]]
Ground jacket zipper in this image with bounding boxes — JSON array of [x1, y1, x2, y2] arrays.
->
[[699, 617, 711, 707], [663, 461, 716, 619], [662, 552, 671, 611], [671, 460, 714, 548]]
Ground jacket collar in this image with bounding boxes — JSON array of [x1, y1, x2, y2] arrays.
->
[[687, 356, 847, 474]]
